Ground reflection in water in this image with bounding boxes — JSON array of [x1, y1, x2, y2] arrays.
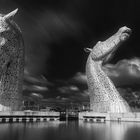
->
[[79, 121, 140, 140], [0, 121, 139, 140]]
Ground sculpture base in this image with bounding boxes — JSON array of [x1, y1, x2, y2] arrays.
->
[[79, 112, 140, 122]]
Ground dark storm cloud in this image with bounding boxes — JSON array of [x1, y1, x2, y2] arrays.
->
[[19, 9, 84, 76]]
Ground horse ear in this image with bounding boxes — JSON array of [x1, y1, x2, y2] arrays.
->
[[3, 8, 18, 20], [84, 48, 92, 53]]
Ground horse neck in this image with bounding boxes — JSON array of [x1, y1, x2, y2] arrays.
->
[[86, 55, 118, 95], [0, 39, 24, 95], [86, 56, 103, 84]]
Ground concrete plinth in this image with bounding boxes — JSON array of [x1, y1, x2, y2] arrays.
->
[[19, 118, 22, 122], [0, 111, 60, 123], [79, 112, 140, 122], [5, 118, 10, 122], [33, 118, 37, 122], [40, 118, 44, 122], [13, 118, 16, 122]]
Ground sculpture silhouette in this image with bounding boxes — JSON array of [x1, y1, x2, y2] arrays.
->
[[0, 9, 24, 111], [85, 26, 131, 113]]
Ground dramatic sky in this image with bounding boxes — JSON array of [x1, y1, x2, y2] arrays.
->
[[1, 0, 140, 106]]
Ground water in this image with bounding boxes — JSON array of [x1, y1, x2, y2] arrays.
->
[[0, 121, 140, 140]]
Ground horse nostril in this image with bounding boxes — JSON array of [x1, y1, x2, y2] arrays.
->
[[119, 26, 132, 35], [122, 28, 131, 35]]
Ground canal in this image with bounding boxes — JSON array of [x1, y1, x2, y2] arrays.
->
[[0, 121, 139, 140]]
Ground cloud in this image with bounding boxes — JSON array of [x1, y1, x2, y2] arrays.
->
[[57, 85, 79, 93], [30, 93, 44, 99], [56, 83, 89, 103], [103, 57, 140, 87], [69, 72, 87, 90], [41, 82, 89, 104], [31, 85, 48, 91], [24, 85, 48, 92], [72, 72, 87, 83], [23, 69, 89, 104], [18, 9, 85, 76], [24, 69, 53, 86], [23, 69, 52, 99]]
